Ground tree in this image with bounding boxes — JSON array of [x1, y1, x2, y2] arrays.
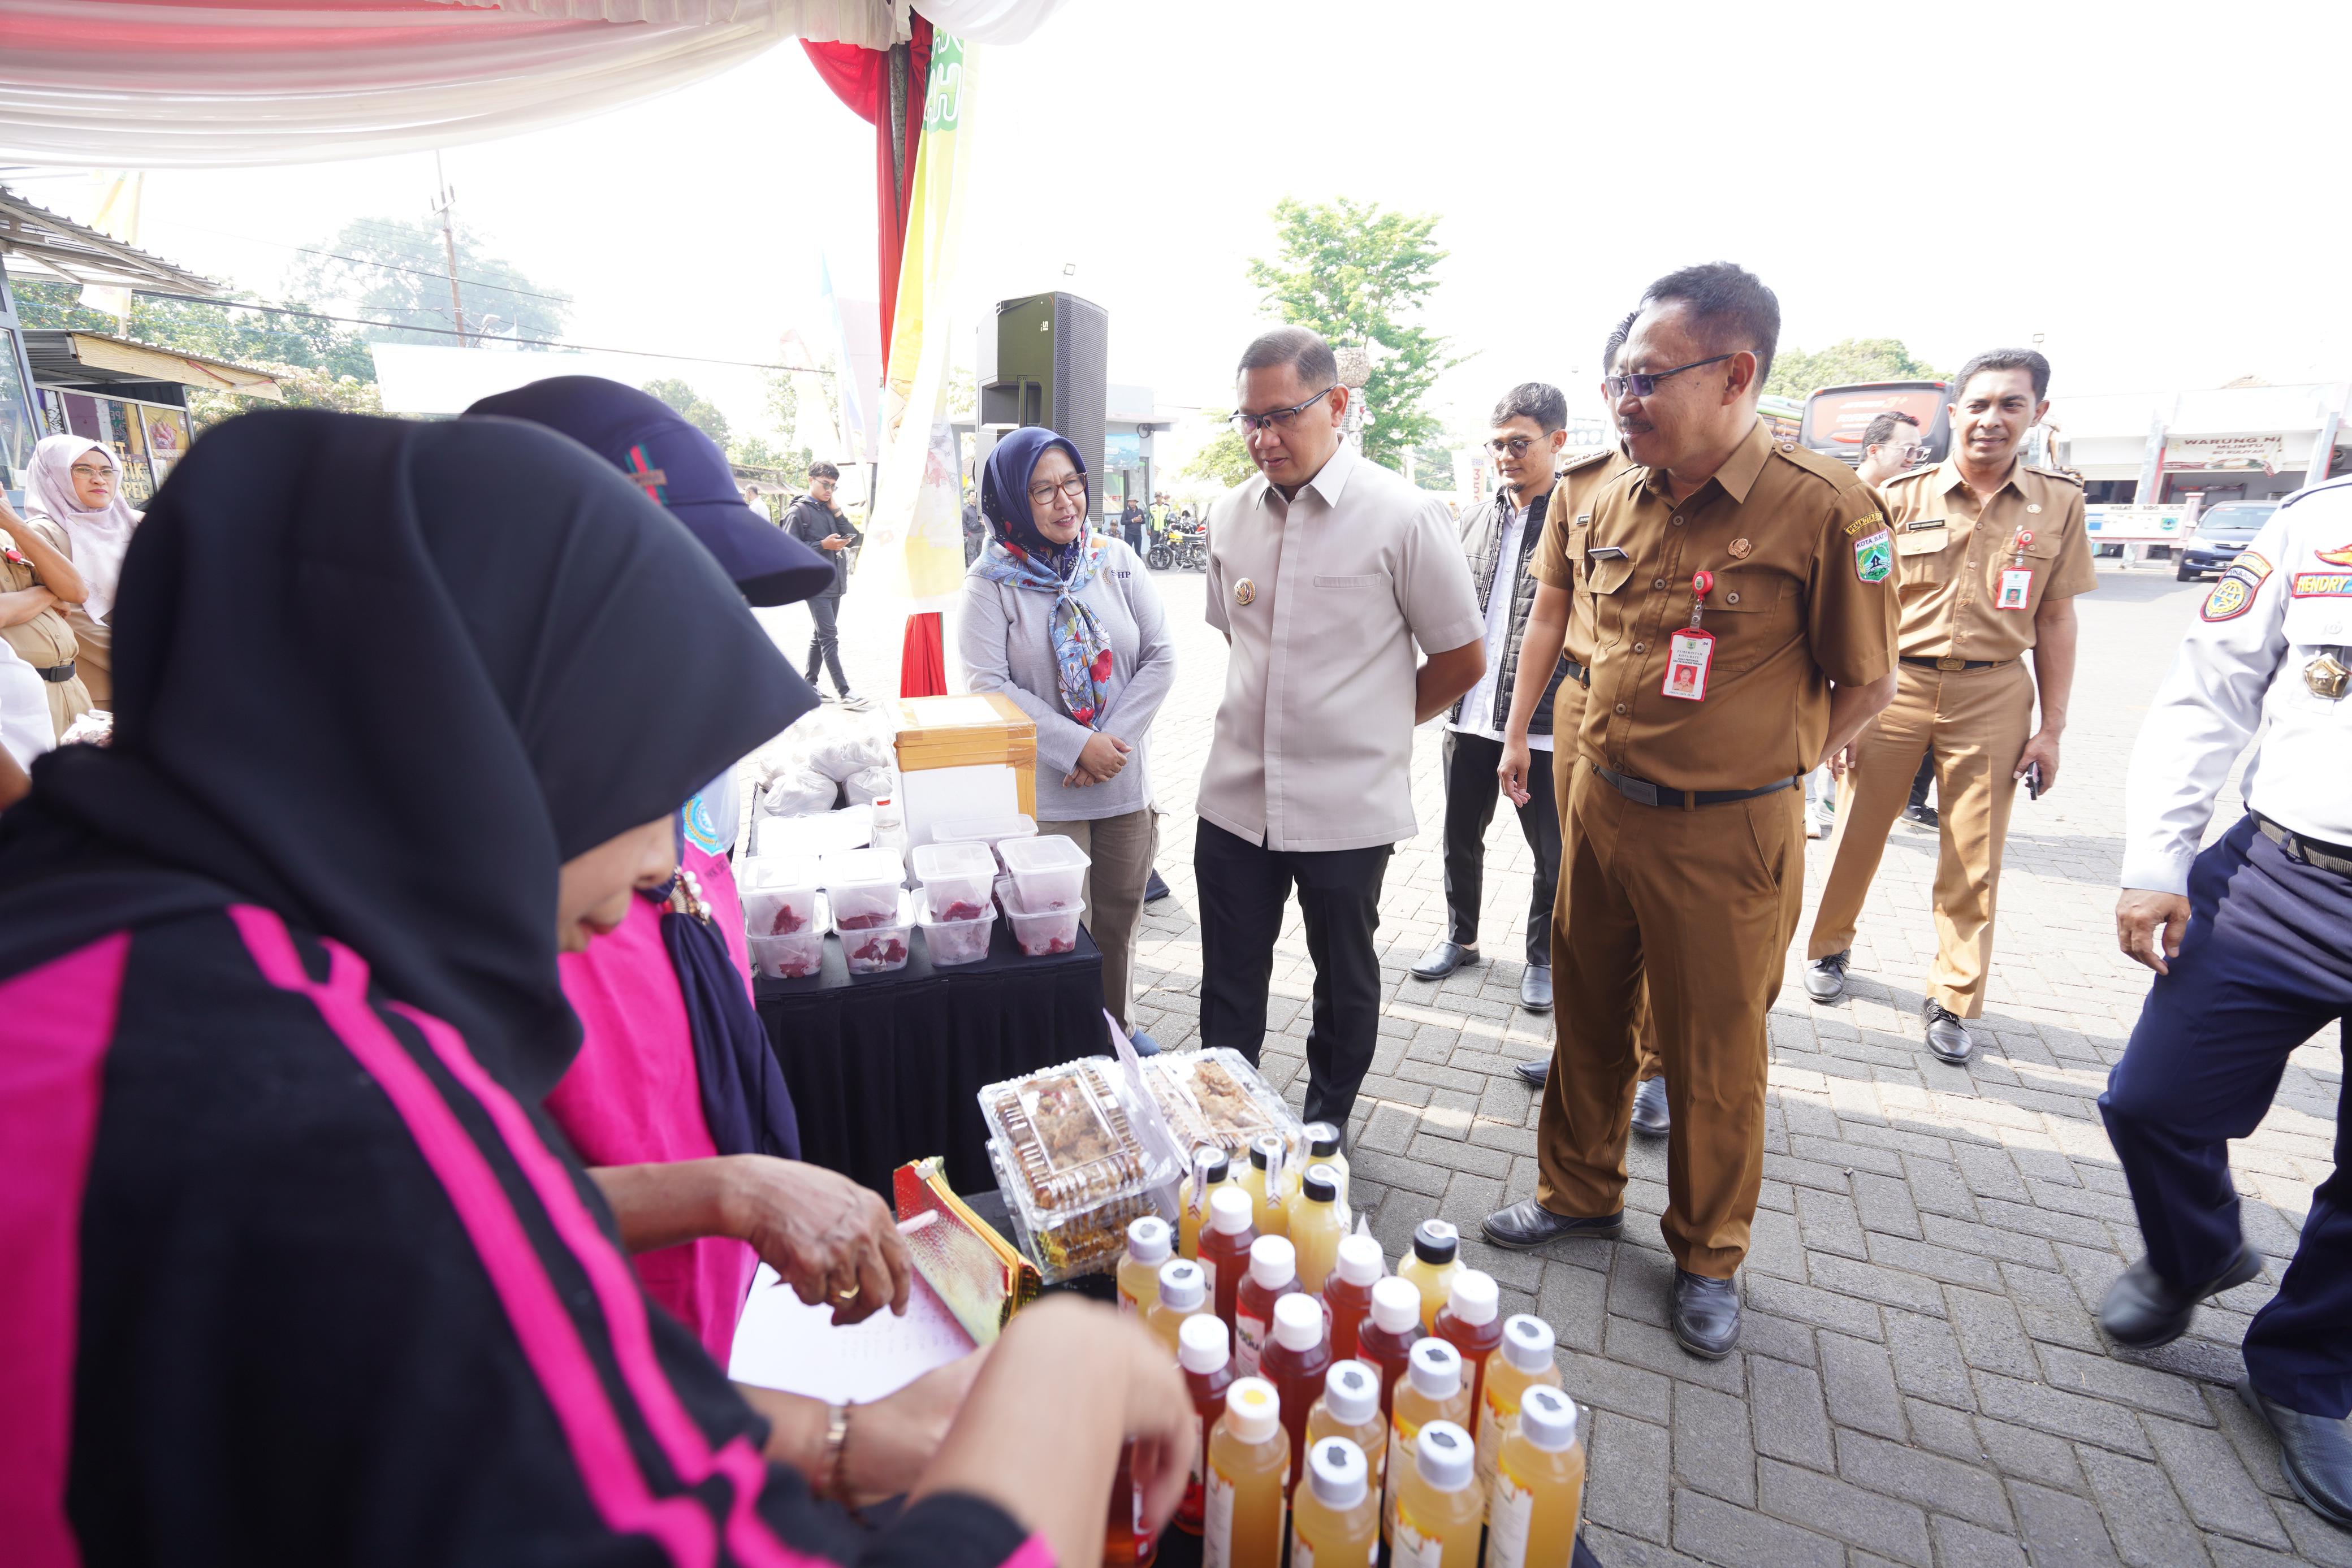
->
[[1409, 441, 1456, 491], [1244, 197, 1451, 470], [1763, 337, 1947, 400], [641, 378, 730, 449], [284, 216, 569, 344], [1183, 415, 1256, 490]]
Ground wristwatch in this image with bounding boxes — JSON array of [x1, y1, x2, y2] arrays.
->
[[820, 1401, 853, 1503]]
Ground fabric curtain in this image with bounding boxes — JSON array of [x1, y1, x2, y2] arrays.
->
[[801, 15, 928, 357]]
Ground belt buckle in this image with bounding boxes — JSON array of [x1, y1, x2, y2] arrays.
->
[[1936, 656, 1966, 673]]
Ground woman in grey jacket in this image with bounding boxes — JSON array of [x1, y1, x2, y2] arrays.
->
[[959, 427, 1175, 1051]]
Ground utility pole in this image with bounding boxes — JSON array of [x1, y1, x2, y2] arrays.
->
[[431, 151, 470, 348]]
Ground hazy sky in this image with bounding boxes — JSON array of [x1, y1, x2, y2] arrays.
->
[[10, 0, 2347, 446]]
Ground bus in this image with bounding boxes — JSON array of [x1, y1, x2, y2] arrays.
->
[[1758, 393, 1804, 445], [1798, 380, 1952, 469]]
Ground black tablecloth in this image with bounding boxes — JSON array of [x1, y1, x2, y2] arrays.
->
[[755, 919, 1107, 1197]]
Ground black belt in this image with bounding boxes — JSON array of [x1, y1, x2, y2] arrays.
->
[[36, 660, 75, 684], [1560, 655, 1589, 688], [1900, 655, 2013, 673], [1592, 764, 1800, 809], [2254, 813, 2352, 879]]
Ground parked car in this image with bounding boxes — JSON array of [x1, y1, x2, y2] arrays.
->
[[2174, 501, 2280, 581]]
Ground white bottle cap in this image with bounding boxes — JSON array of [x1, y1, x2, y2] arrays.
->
[[1322, 1360, 1379, 1425], [1225, 1376, 1281, 1444], [1415, 1420, 1476, 1491], [1178, 1311, 1231, 1374], [1516, 1385, 1580, 1452], [1209, 1186, 1255, 1235], [1127, 1215, 1171, 1266], [1500, 1313, 1555, 1372], [1248, 1235, 1296, 1290], [1369, 1275, 1420, 1334], [1307, 1436, 1369, 1509], [1334, 1233, 1385, 1288], [1273, 1290, 1323, 1352], [1157, 1258, 1205, 1312], [1446, 1269, 1499, 1327], [1406, 1337, 1462, 1400]]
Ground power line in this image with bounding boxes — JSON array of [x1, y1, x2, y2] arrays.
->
[[144, 215, 578, 307]]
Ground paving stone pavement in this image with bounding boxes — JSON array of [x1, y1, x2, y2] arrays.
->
[[791, 556, 2344, 1567]]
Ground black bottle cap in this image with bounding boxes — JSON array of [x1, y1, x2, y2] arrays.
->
[[1303, 1167, 1338, 1204], [1248, 1134, 1283, 1171], [1307, 1121, 1342, 1158], [1194, 1147, 1229, 1184], [1413, 1220, 1459, 1266]]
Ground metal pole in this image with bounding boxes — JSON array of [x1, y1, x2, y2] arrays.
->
[[433, 152, 470, 348]]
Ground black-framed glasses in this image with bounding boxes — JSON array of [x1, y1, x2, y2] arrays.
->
[[1027, 474, 1088, 505], [1230, 385, 1334, 436], [1488, 435, 1539, 457], [1604, 353, 1734, 400]]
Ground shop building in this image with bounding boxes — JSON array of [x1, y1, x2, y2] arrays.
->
[[2050, 380, 2350, 507]]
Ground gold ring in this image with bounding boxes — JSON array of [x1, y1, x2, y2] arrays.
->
[[835, 1285, 860, 1302]]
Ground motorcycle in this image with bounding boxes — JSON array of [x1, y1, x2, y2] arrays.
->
[[1174, 511, 1207, 570], [1147, 516, 1177, 571]]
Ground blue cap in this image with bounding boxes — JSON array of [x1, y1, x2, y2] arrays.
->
[[464, 376, 837, 609]]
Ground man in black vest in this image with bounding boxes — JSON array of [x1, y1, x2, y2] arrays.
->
[[782, 461, 867, 710]]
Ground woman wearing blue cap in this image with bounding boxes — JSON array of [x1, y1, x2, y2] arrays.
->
[[960, 427, 1176, 1051]]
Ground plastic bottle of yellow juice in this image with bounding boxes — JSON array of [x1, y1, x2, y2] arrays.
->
[[1285, 1165, 1347, 1296], [1288, 1435, 1378, 1568], [1304, 1359, 1387, 1506], [1118, 1216, 1174, 1316], [1302, 1121, 1350, 1213], [1476, 1313, 1561, 1496], [1146, 1258, 1209, 1359], [1383, 1339, 1470, 1545], [1395, 1220, 1463, 1334], [1203, 1376, 1290, 1568], [1389, 1420, 1482, 1568], [1177, 1147, 1231, 1261], [1487, 1385, 1586, 1568], [1236, 1134, 1297, 1240]]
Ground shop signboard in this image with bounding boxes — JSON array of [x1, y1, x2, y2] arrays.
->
[[2086, 504, 2193, 544], [2162, 432, 2286, 473]]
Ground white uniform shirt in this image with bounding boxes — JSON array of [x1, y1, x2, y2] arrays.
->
[[1449, 496, 1554, 752], [2122, 475, 2352, 893]]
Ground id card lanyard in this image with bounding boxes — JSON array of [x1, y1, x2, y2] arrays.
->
[[1662, 570, 1715, 701], [1996, 529, 2035, 611]]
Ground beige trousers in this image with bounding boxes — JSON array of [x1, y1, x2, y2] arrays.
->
[[67, 610, 111, 710], [1037, 808, 1160, 1034]]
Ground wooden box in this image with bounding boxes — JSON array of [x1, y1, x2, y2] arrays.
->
[[893, 693, 1037, 847]]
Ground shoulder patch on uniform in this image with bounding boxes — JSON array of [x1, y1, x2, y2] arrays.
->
[[2201, 576, 2255, 621], [2027, 465, 2086, 487], [1843, 510, 1883, 537], [1853, 529, 1893, 583]]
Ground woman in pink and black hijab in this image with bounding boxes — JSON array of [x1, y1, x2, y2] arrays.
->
[[21, 434, 141, 709]]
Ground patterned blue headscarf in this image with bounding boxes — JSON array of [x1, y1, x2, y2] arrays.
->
[[975, 427, 1116, 727]]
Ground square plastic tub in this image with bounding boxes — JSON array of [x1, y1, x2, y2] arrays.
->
[[837, 890, 915, 975], [998, 880, 1084, 957], [933, 812, 1036, 870], [738, 855, 819, 939], [916, 886, 995, 968], [1000, 833, 1089, 911], [909, 841, 997, 921], [746, 893, 830, 981], [822, 846, 907, 930], [980, 1056, 1181, 1283], [1140, 1049, 1308, 1167]]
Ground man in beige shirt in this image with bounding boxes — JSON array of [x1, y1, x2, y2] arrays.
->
[[1197, 326, 1486, 1132]]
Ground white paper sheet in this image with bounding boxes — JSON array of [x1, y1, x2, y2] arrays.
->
[[727, 1263, 977, 1405]]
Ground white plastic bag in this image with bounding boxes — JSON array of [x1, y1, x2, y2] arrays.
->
[[842, 765, 898, 805]]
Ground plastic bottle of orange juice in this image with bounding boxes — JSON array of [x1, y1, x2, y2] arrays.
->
[[1177, 1147, 1231, 1261], [1487, 1385, 1586, 1568], [1390, 1420, 1482, 1567], [1145, 1258, 1209, 1359], [1395, 1220, 1462, 1334], [1203, 1377, 1289, 1568], [1475, 1313, 1561, 1497], [1118, 1216, 1173, 1316], [1304, 1359, 1387, 1506], [1302, 1121, 1350, 1214], [1383, 1339, 1471, 1546], [1289, 1435, 1378, 1568], [1236, 1134, 1297, 1239], [1286, 1166, 1347, 1297]]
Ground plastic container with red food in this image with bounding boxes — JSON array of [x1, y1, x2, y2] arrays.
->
[[1000, 833, 1089, 912], [839, 890, 916, 975], [820, 846, 906, 930], [738, 854, 820, 941], [909, 841, 997, 921], [917, 885, 995, 968], [932, 812, 1037, 872], [747, 893, 829, 980], [1000, 879, 1086, 958]]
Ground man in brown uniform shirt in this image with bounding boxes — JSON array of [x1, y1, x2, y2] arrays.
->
[[1804, 349, 2096, 1065], [1482, 263, 1899, 1359]]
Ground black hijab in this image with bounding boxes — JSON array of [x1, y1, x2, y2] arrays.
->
[[0, 410, 802, 1099]]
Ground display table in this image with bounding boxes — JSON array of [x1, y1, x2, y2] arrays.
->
[[756, 920, 1107, 1197]]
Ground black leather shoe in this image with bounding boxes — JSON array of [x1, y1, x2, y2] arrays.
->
[[2240, 1378, 2352, 1530], [1630, 1077, 1671, 1137], [1144, 869, 1171, 904], [1520, 964, 1553, 1012], [1513, 1058, 1550, 1089], [2100, 1246, 2263, 1349], [1412, 940, 1480, 980], [1481, 1199, 1622, 1250], [1672, 1270, 1741, 1359], [1922, 1000, 1974, 1065], [1804, 950, 1850, 1003], [1903, 802, 1939, 830]]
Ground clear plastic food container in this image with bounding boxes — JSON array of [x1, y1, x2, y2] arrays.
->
[[998, 880, 1084, 957], [738, 855, 820, 939], [747, 892, 829, 981], [837, 890, 915, 975], [999, 833, 1089, 911], [980, 1057, 1181, 1283], [933, 812, 1037, 871], [1141, 1048, 1307, 1166], [917, 886, 995, 968], [909, 841, 997, 921], [822, 846, 907, 930]]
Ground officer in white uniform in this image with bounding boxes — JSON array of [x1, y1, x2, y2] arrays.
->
[[2101, 473, 2352, 1528]]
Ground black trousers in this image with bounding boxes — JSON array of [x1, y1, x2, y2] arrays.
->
[[804, 592, 850, 696], [1439, 729, 1560, 965], [1909, 752, 1935, 812], [1195, 819, 1392, 1130]]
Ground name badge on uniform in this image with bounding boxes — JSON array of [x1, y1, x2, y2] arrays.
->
[[1663, 569, 1715, 701], [1996, 529, 2035, 611]]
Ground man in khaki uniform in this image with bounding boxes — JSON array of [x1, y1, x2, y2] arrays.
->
[[0, 498, 93, 739], [1804, 349, 2097, 1065], [1482, 263, 1899, 1359]]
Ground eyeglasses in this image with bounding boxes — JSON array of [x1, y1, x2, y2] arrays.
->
[[70, 464, 111, 481], [1603, 354, 1734, 400], [1230, 385, 1334, 436], [1488, 436, 1541, 457], [1027, 474, 1088, 505]]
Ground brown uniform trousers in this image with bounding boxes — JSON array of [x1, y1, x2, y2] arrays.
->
[[1533, 422, 1899, 1277]]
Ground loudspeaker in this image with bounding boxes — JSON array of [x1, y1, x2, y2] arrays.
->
[[980, 291, 1108, 498]]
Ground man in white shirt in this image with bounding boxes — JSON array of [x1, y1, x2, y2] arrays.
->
[[2100, 473, 2352, 1527], [1197, 327, 1487, 1133], [1412, 384, 1572, 1012]]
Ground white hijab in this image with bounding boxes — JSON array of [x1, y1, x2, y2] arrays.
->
[[22, 434, 142, 625]]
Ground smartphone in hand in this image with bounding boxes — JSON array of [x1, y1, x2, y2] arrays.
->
[[2024, 760, 2044, 800]]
